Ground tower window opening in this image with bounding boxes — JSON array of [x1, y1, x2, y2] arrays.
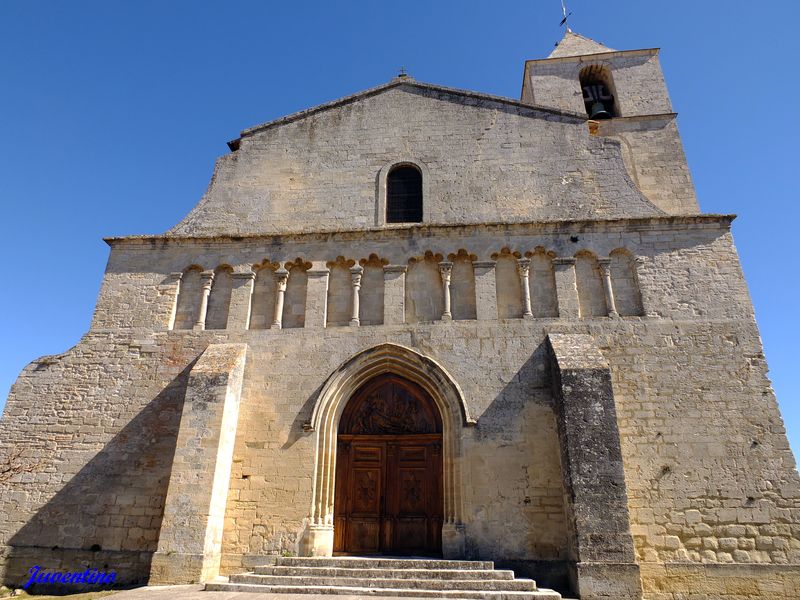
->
[[579, 65, 618, 120], [386, 165, 423, 223]]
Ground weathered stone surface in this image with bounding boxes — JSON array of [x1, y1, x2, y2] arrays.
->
[[1, 28, 798, 600]]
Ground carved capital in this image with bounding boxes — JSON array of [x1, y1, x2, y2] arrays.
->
[[274, 268, 289, 291], [350, 265, 363, 287], [200, 270, 215, 290], [438, 261, 453, 281], [516, 258, 531, 278]]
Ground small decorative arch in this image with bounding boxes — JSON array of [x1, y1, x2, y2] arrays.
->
[[303, 343, 474, 558], [579, 64, 619, 119], [376, 159, 430, 226]]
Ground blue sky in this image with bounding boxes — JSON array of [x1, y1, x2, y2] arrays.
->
[[1, 1, 798, 457]]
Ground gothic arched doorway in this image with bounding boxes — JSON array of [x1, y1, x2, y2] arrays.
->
[[333, 374, 443, 556]]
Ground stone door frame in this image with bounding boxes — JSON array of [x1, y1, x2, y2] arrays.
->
[[302, 343, 475, 558]]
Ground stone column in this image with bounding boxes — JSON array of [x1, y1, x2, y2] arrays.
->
[[517, 258, 533, 319], [546, 334, 642, 600], [305, 261, 330, 328], [227, 270, 256, 329], [349, 265, 363, 326], [553, 258, 579, 319], [598, 258, 618, 317], [162, 272, 184, 330], [150, 343, 248, 584], [439, 261, 453, 321], [272, 268, 289, 329], [193, 270, 215, 330], [383, 265, 407, 325], [472, 261, 497, 321]]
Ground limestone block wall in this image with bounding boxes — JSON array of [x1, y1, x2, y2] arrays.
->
[[2, 216, 800, 598], [521, 50, 699, 215], [522, 51, 672, 119], [168, 83, 663, 238]]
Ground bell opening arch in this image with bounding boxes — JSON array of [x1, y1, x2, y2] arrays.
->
[[301, 343, 475, 558]]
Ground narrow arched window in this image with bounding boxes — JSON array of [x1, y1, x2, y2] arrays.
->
[[386, 165, 422, 223]]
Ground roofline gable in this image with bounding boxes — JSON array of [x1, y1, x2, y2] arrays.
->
[[227, 78, 587, 151]]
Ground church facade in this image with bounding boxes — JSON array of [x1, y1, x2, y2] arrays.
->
[[1, 31, 799, 599]]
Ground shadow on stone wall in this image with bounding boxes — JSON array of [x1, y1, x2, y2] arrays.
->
[[2, 368, 190, 592], [470, 341, 572, 596]]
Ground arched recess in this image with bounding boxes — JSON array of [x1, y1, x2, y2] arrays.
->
[[283, 258, 310, 329], [492, 248, 523, 319], [326, 256, 356, 327], [405, 252, 444, 323], [205, 265, 233, 330], [302, 343, 475, 559], [173, 265, 203, 330], [448, 250, 477, 321], [358, 254, 387, 326], [610, 248, 644, 316], [249, 261, 279, 330], [575, 251, 608, 318], [527, 247, 558, 318]]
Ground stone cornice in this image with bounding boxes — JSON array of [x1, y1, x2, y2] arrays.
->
[[104, 214, 735, 248], [525, 47, 660, 67]]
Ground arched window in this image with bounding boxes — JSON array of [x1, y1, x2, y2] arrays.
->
[[579, 65, 618, 119], [386, 165, 422, 223]]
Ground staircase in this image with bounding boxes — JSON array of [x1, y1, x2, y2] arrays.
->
[[205, 556, 562, 599]]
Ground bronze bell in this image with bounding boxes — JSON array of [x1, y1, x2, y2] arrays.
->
[[589, 100, 612, 120]]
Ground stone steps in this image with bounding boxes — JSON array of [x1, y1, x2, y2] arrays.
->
[[254, 566, 515, 580], [205, 556, 562, 599], [232, 573, 537, 591]]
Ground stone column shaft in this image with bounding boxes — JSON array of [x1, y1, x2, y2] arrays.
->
[[439, 261, 453, 321], [517, 258, 533, 319], [598, 258, 618, 317], [194, 270, 215, 330], [272, 269, 289, 329], [349, 266, 363, 326]]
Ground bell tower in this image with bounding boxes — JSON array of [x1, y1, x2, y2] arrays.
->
[[521, 30, 700, 215]]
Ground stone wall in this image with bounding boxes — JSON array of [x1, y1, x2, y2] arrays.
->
[[2, 215, 799, 599], [168, 82, 663, 238]]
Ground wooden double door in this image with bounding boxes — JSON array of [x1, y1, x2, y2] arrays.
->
[[333, 375, 443, 556]]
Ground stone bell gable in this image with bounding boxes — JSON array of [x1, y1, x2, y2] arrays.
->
[[1, 28, 799, 600]]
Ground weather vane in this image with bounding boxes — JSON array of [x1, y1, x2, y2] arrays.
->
[[559, 0, 572, 31]]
